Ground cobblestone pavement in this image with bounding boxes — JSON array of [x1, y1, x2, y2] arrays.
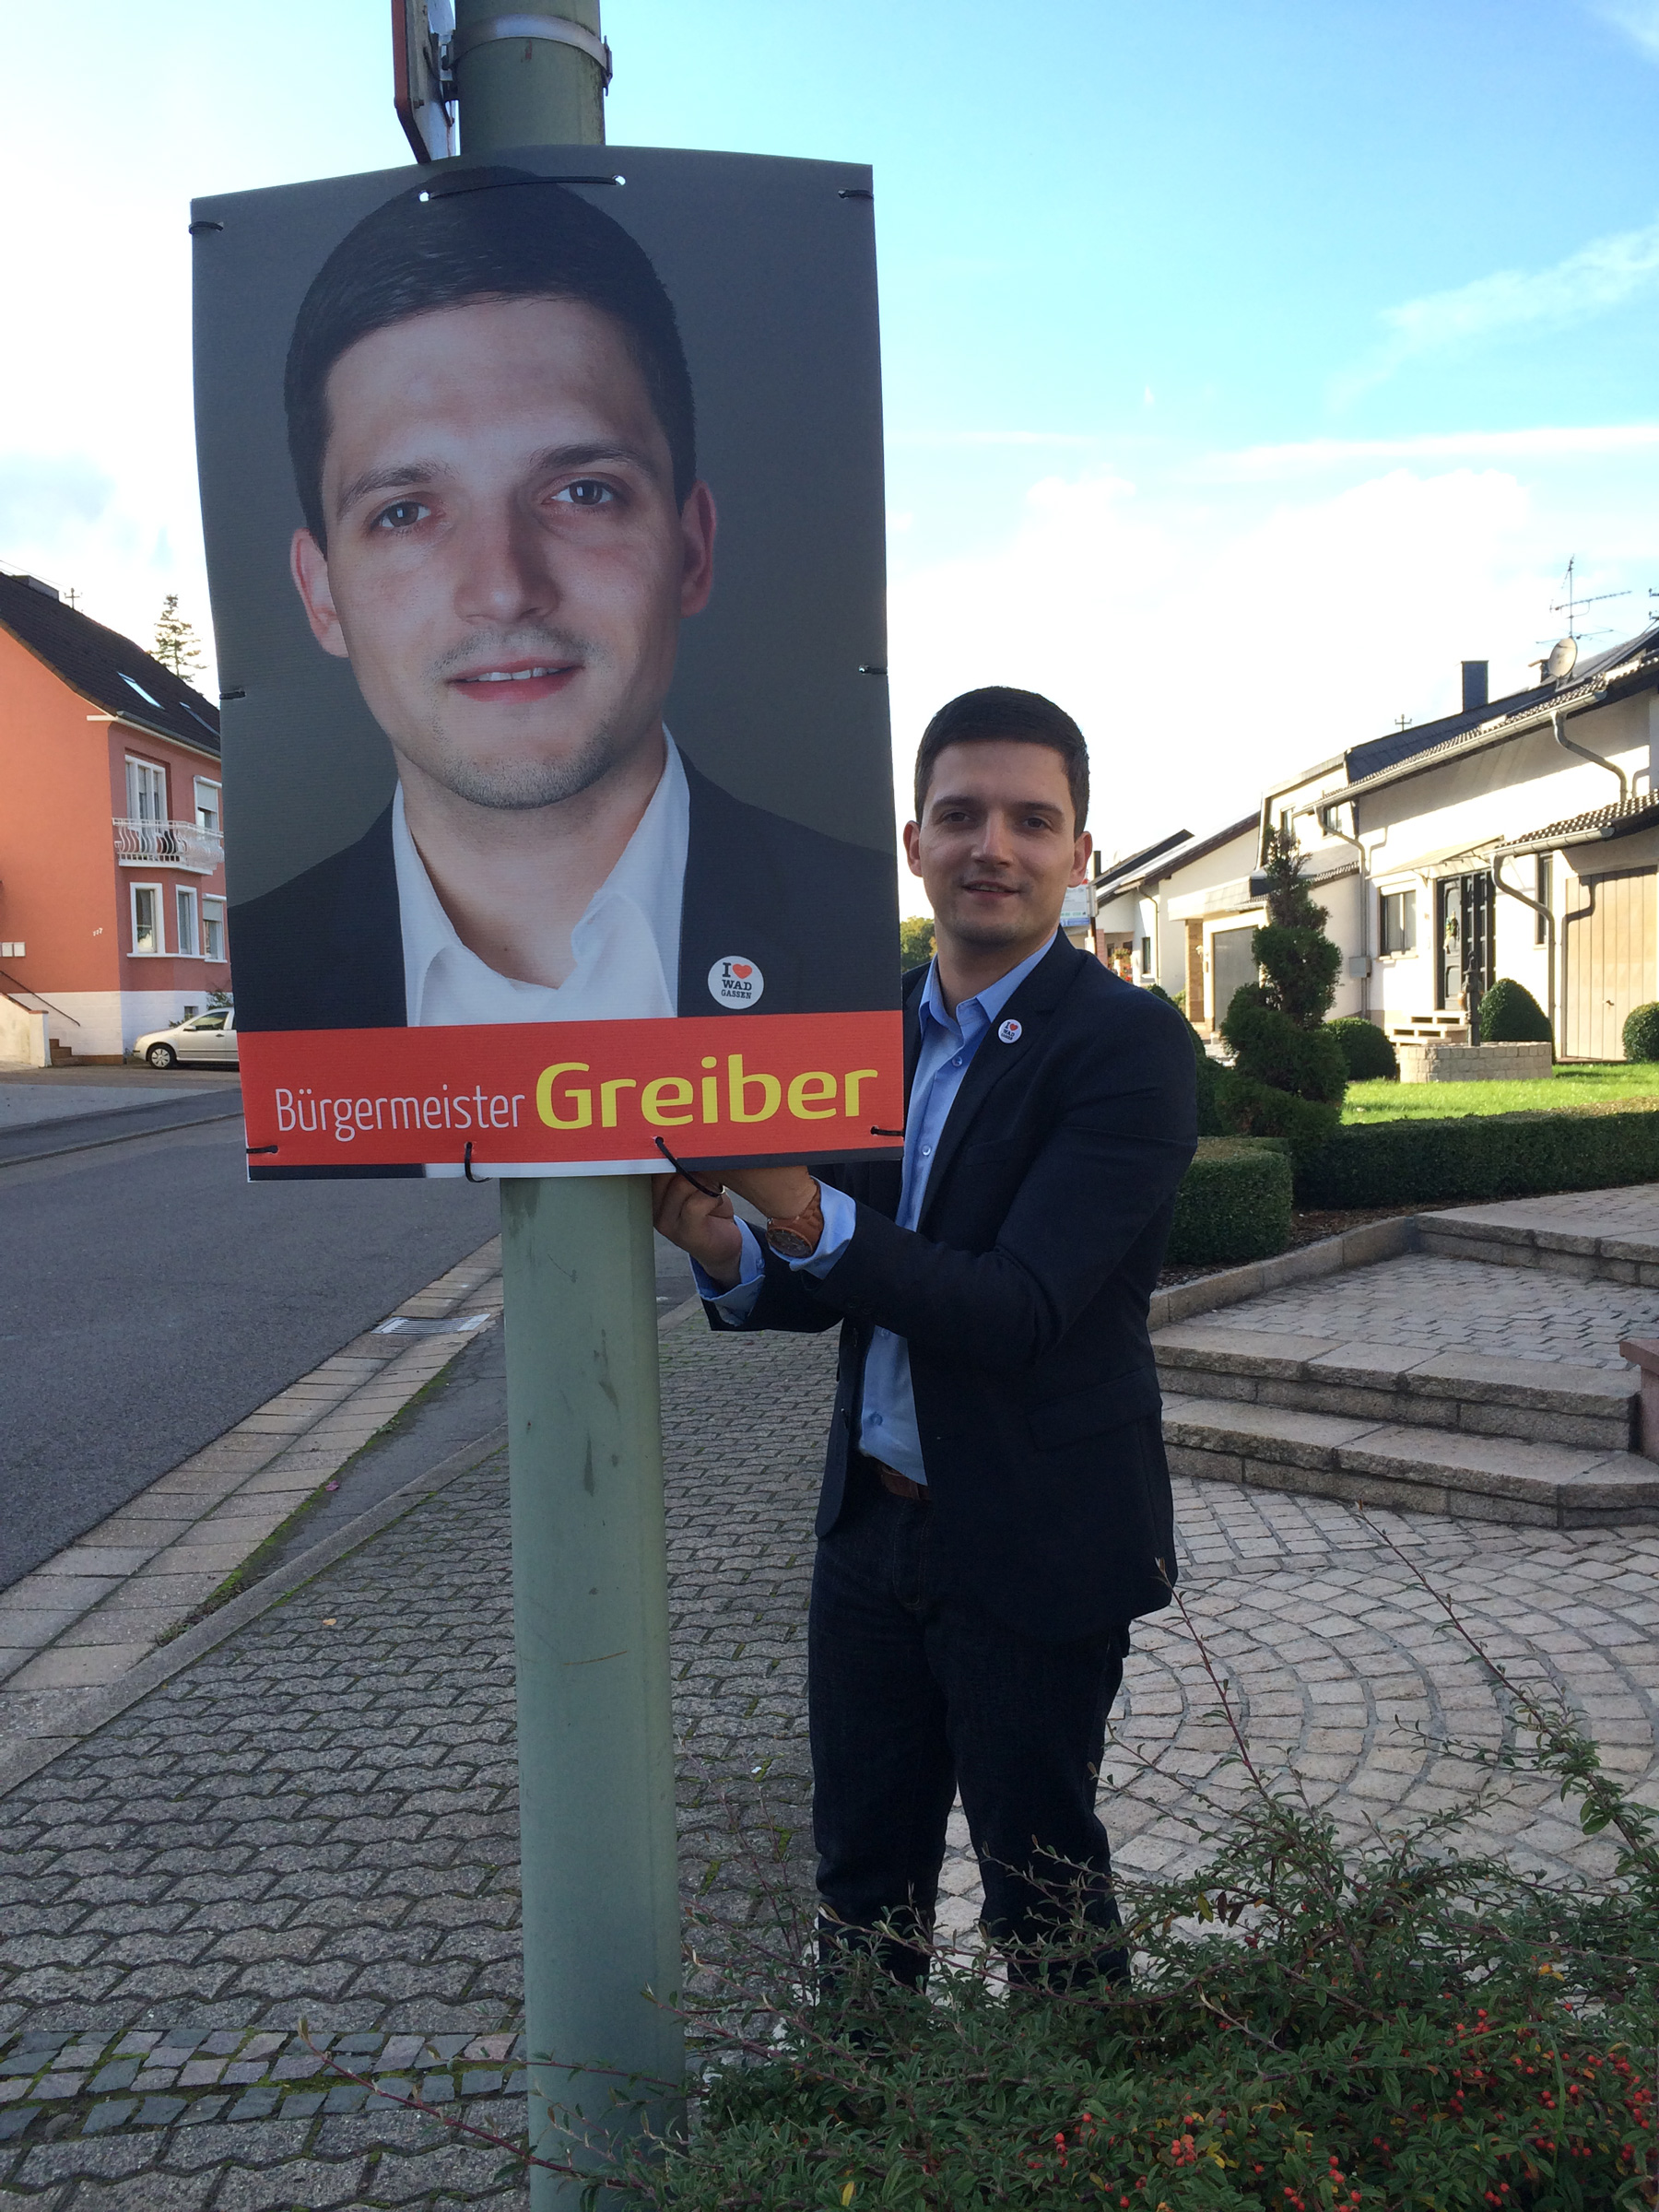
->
[[6, 1317, 1659, 2202], [1199, 1250, 1659, 1367]]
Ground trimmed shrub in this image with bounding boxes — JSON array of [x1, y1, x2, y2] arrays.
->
[[1222, 995, 1348, 1103], [1478, 975, 1552, 1044], [1624, 1000, 1659, 1061], [1328, 1016, 1398, 1082], [1298, 1105, 1659, 1208], [1167, 1136, 1292, 1265]]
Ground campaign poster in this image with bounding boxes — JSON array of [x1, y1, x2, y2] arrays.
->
[[192, 148, 901, 1179]]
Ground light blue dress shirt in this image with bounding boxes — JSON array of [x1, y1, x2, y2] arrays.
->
[[698, 934, 1058, 1485]]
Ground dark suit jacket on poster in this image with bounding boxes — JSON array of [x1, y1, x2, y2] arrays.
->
[[229, 751, 897, 1179], [712, 935, 1198, 1642], [231, 751, 895, 1029]]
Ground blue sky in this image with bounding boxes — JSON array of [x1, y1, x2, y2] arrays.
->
[[6, 0, 1659, 861]]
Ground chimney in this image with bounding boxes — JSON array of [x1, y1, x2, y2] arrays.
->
[[1462, 660, 1488, 714]]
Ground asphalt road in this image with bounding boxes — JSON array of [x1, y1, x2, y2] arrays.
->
[[0, 1106, 696, 1590]]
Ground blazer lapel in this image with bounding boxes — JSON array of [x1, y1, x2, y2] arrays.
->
[[917, 935, 1084, 1230]]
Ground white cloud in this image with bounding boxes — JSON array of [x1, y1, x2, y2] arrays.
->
[[1201, 423, 1659, 482], [1340, 219, 1659, 397], [1595, 1, 1659, 61], [885, 450, 1655, 857]]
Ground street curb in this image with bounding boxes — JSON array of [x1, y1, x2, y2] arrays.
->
[[0, 1093, 244, 1169], [0, 1276, 709, 1804], [0, 1421, 511, 1805]]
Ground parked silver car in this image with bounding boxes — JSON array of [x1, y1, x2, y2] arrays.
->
[[134, 1007, 239, 1069]]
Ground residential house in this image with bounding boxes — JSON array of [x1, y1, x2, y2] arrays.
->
[[1090, 627, 1659, 1060], [0, 572, 227, 1065]]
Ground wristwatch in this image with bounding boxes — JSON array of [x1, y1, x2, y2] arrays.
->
[[764, 1184, 824, 1260]]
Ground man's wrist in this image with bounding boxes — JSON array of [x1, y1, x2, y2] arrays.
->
[[763, 1180, 824, 1260]]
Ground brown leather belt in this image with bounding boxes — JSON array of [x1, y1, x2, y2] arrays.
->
[[865, 1454, 930, 1504]]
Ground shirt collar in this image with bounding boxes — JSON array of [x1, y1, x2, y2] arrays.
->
[[917, 929, 1060, 1041], [394, 731, 688, 1022]]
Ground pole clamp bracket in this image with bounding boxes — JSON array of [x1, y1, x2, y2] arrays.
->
[[449, 13, 614, 86]]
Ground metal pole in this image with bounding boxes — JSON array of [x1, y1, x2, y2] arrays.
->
[[451, 14, 686, 2201]]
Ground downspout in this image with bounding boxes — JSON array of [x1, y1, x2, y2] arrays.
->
[[1491, 854, 1556, 1050], [1551, 697, 1629, 801]]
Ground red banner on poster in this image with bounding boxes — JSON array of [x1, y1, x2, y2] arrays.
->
[[241, 1011, 905, 1172]]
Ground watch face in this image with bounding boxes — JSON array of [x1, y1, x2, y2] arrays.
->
[[767, 1225, 816, 1260]]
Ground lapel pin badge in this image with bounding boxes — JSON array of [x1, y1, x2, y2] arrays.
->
[[997, 1018, 1022, 1043]]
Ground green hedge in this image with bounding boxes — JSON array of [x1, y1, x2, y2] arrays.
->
[[1328, 1016, 1398, 1082], [1168, 1136, 1293, 1265], [1298, 1106, 1659, 1209]]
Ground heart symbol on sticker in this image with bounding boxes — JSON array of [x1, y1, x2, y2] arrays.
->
[[732, 963, 753, 978]]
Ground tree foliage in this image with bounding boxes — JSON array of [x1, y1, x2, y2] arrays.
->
[[899, 915, 935, 974], [1210, 831, 1347, 1162], [152, 594, 206, 680]]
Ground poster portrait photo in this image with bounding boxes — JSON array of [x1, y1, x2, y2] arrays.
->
[[192, 148, 901, 1179]]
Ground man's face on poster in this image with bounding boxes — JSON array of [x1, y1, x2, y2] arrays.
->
[[290, 295, 715, 811]]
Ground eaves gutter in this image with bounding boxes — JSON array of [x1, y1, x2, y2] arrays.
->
[[1315, 651, 1659, 808], [81, 703, 222, 762]]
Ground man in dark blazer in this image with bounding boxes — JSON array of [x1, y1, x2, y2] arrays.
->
[[231, 169, 893, 1052], [654, 686, 1197, 1987]]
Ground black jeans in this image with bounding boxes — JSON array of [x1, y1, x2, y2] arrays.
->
[[809, 1458, 1129, 1988]]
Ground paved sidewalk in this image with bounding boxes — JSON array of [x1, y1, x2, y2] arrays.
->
[[6, 1304, 1659, 2202], [0, 1241, 507, 1783]]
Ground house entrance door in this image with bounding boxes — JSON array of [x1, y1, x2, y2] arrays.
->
[[1562, 867, 1657, 1061], [1437, 872, 1494, 1014]]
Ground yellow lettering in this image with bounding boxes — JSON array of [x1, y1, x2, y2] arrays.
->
[[700, 1056, 719, 1123], [727, 1053, 781, 1124], [787, 1070, 837, 1120], [843, 1068, 878, 1116], [641, 1075, 694, 1126], [600, 1077, 638, 1128], [535, 1062, 593, 1130]]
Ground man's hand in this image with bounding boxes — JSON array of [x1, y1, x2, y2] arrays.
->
[[652, 1173, 745, 1288], [720, 1165, 818, 1219]]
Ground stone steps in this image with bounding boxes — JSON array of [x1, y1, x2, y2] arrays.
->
[[1160, 1388, 1659, 1529], [1418, 1204, 1659, 1287], [1153, 1322, 1638, 1452]]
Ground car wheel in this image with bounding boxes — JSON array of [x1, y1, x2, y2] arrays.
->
[[147, 1044, 177, 1069]]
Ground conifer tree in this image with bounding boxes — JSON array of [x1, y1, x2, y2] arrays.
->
[[153, 594, 206, 681], [1217, 828, 1347, 1162]]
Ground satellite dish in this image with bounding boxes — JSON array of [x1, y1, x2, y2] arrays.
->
[[1546, 637, 1579, 681]]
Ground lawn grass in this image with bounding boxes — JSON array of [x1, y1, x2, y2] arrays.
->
[[1343, 1061, 1659, 1121]]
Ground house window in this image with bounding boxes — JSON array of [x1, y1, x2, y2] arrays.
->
[[1535, 853, 1552, 946], [1381, 888, 1417, 956], [125, 758, 167, 823], [202, 898, 226, 963], [194, 778, 221, 832], [176, 887, 199, 958], [131, 884, 162, 955]]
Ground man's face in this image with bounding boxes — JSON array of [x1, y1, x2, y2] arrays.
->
[[904, 739, 1091, 956], [290, 295, 714, 810]]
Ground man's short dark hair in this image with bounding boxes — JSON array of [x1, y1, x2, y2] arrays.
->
[[285, 168, 697, 547], [913, 687, 1089, 833]]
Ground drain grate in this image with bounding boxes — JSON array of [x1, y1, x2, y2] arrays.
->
[[373, 1312, 495, 1337]]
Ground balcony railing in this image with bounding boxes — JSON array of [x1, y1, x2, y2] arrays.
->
[[113, 818, 224, 874]]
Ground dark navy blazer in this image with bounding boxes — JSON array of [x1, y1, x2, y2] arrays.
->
[[713, 935, 1198, 1641]]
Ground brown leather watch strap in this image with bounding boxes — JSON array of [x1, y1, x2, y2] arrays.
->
[[764, 1187, 824, 1260]]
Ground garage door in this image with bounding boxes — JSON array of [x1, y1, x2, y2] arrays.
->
[[1562, 867, 1656, 1061]]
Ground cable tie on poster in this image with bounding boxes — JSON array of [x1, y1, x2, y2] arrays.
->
[[218, 688, 246, 701], [189, 219, 224, 235], [858, 665, 888, 677], [464, 1141, 483, 1183], [869, 1126, 903, 1137], [653, 1135, 724, 1200], [418, 173, 623, 208], [247, 1144, 279, 1156], [838, 188, 874, 201]]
